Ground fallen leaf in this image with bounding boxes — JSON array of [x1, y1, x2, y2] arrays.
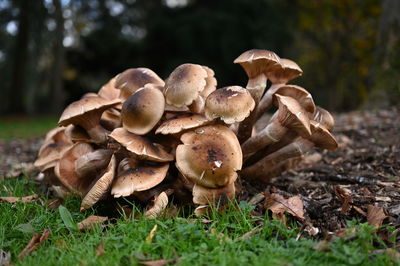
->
[[139, 258, 176, 266], [0, 249, 11, 266], [18, 228, 50, 260], [265, 194, 304, 221], [59, 205, 77, 230], [145, 192, 168, 219], [77, 216, 108, 231], [145, 224, 158, 244], [95, 242, 105, 257], [335, 186, 352, 214], [353, 206, 367, 217], [367, 205, 387, 227], [46, 198, 63, 210], [0, 194, 38, 203]]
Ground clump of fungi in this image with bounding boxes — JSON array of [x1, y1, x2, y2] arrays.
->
[[34, 49, 338, 217]]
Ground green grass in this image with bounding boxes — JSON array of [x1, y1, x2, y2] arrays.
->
[[0, 116, 57, 140], [0, 177, 398, 266]]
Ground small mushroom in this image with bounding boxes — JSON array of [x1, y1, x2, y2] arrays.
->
[[98, 77, 120, 101], [64, 125, 92, 143], [80, 154, 117, 211], [175, 125, 242, 188], [189, 65, 217, 114], [109, 128, 173, 162], [75, 149, 114, 178], [144, 191, 169, 219], [234, 49, 281, 142], [272, 85, 315, 115], [241, 120, 338, 180], [115, 68, 164, 101], [155, 113, 210, 135], [204, 86, 255, 124], [111, 163, 169, 198], [121, 85, 165, 135], [256, 58, 303, 119], [57, 142, 95, 194], [164, 63, 208, 107], [313, 106, 335, 131], [58, 96, 121, 143], [241, 94, 311, 158]]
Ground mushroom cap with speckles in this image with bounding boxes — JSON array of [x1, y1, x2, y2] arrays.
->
[[192, 181, 236, 205], [205, 86, 255, 124], [121, 86, 165, 135], [176, 125, 242, 188], [111, 163, 169, 198], [109, 128, 174, 162], [164, 63, 208, 107], [155, 114, 210, 135]]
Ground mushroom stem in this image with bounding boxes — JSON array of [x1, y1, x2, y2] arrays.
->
[[255, 83, 284, 120], [240, 138, 314, 181], [237, 74, 267, 143], [241, 119, 287, 159]]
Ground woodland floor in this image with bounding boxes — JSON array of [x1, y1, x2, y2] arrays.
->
[[0, 108, 399, 242]]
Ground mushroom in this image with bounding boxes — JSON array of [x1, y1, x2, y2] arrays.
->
[[204, 86, 255, 124], [240, 120, 338, 181], [58, 96, 121, 143], [74, 149, 114, 178], [144, 191, 169, 219], [64, 125, 92, 143], [175, 125, 242, 188], [164, 63, 208, 108], [313, 106, 335, 131], [111, 163, 169, 198], [109, 128, 173, 162], [155, 113, 210, 135], [271, 85, 315, 115], [241, 94, 311, 159], [189, 65, 217, 114], [233, 49, 281, 142], [256, 58, 303, 119], [80, 154, 117, 211], [115, 68, 164, 101], [98, 77, 120, 101], [57, 142, 95, 194], [121, 84, 165, 135]]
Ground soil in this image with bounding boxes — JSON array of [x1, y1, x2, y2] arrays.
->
[[1, 107, 399, 234]]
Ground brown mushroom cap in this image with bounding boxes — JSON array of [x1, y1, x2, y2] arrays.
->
[[309, 121, 338, 150], [58, 96, 121, 143], [192, 181, 236, 205], [200, 66, 217, 98], [144, 191, 169, 219], [75, 149, 114, 178], [58, 142, 95, 194], [275, 94, 311, 138], [176, 125, 242, 188], [233, 49, 281, 79], [115, 68, 164, 100], [268, 58, 303, 84], [117, 157, 140, 174], [111, 163, 169, 198], [273, 85, 315, 115], [155, 114, 210, 135], [109, 128, 173, 162], [65, 125, 91, 143], [80, 154, 117, 211], [98, 77, 120, 101], [164, 63, 208, 107], [121, 86, 165, 135], [101, 108, 121, 131], [313, 106, 335, 131], [204, 86, 255, 124]]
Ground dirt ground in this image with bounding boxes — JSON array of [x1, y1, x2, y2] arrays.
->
[[1, 107, 399, 234]]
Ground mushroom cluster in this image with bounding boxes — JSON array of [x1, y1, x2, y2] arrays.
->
[[34, 49, 338, 217]]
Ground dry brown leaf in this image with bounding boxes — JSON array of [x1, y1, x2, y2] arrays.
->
[[139, 258, 176, 266], [95, 242, 105, 257], [0, 249, 11, 266], [77, 216, 108, 231], [46, 198, 63, 210], [367, 205, 387, 227], [353, 206, 367, 217], [265, 194, 304, 221], [18, 228, 50, 260], [248, 193, 265, 206], [0, 194, 38, 204], [145, 192, 169, 219], [335, 186, 353, 214], [145, 224, 158, 244]]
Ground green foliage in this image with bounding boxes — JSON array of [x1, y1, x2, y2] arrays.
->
[[0, 177, 398, 266], [0, 116, 57, 140]]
